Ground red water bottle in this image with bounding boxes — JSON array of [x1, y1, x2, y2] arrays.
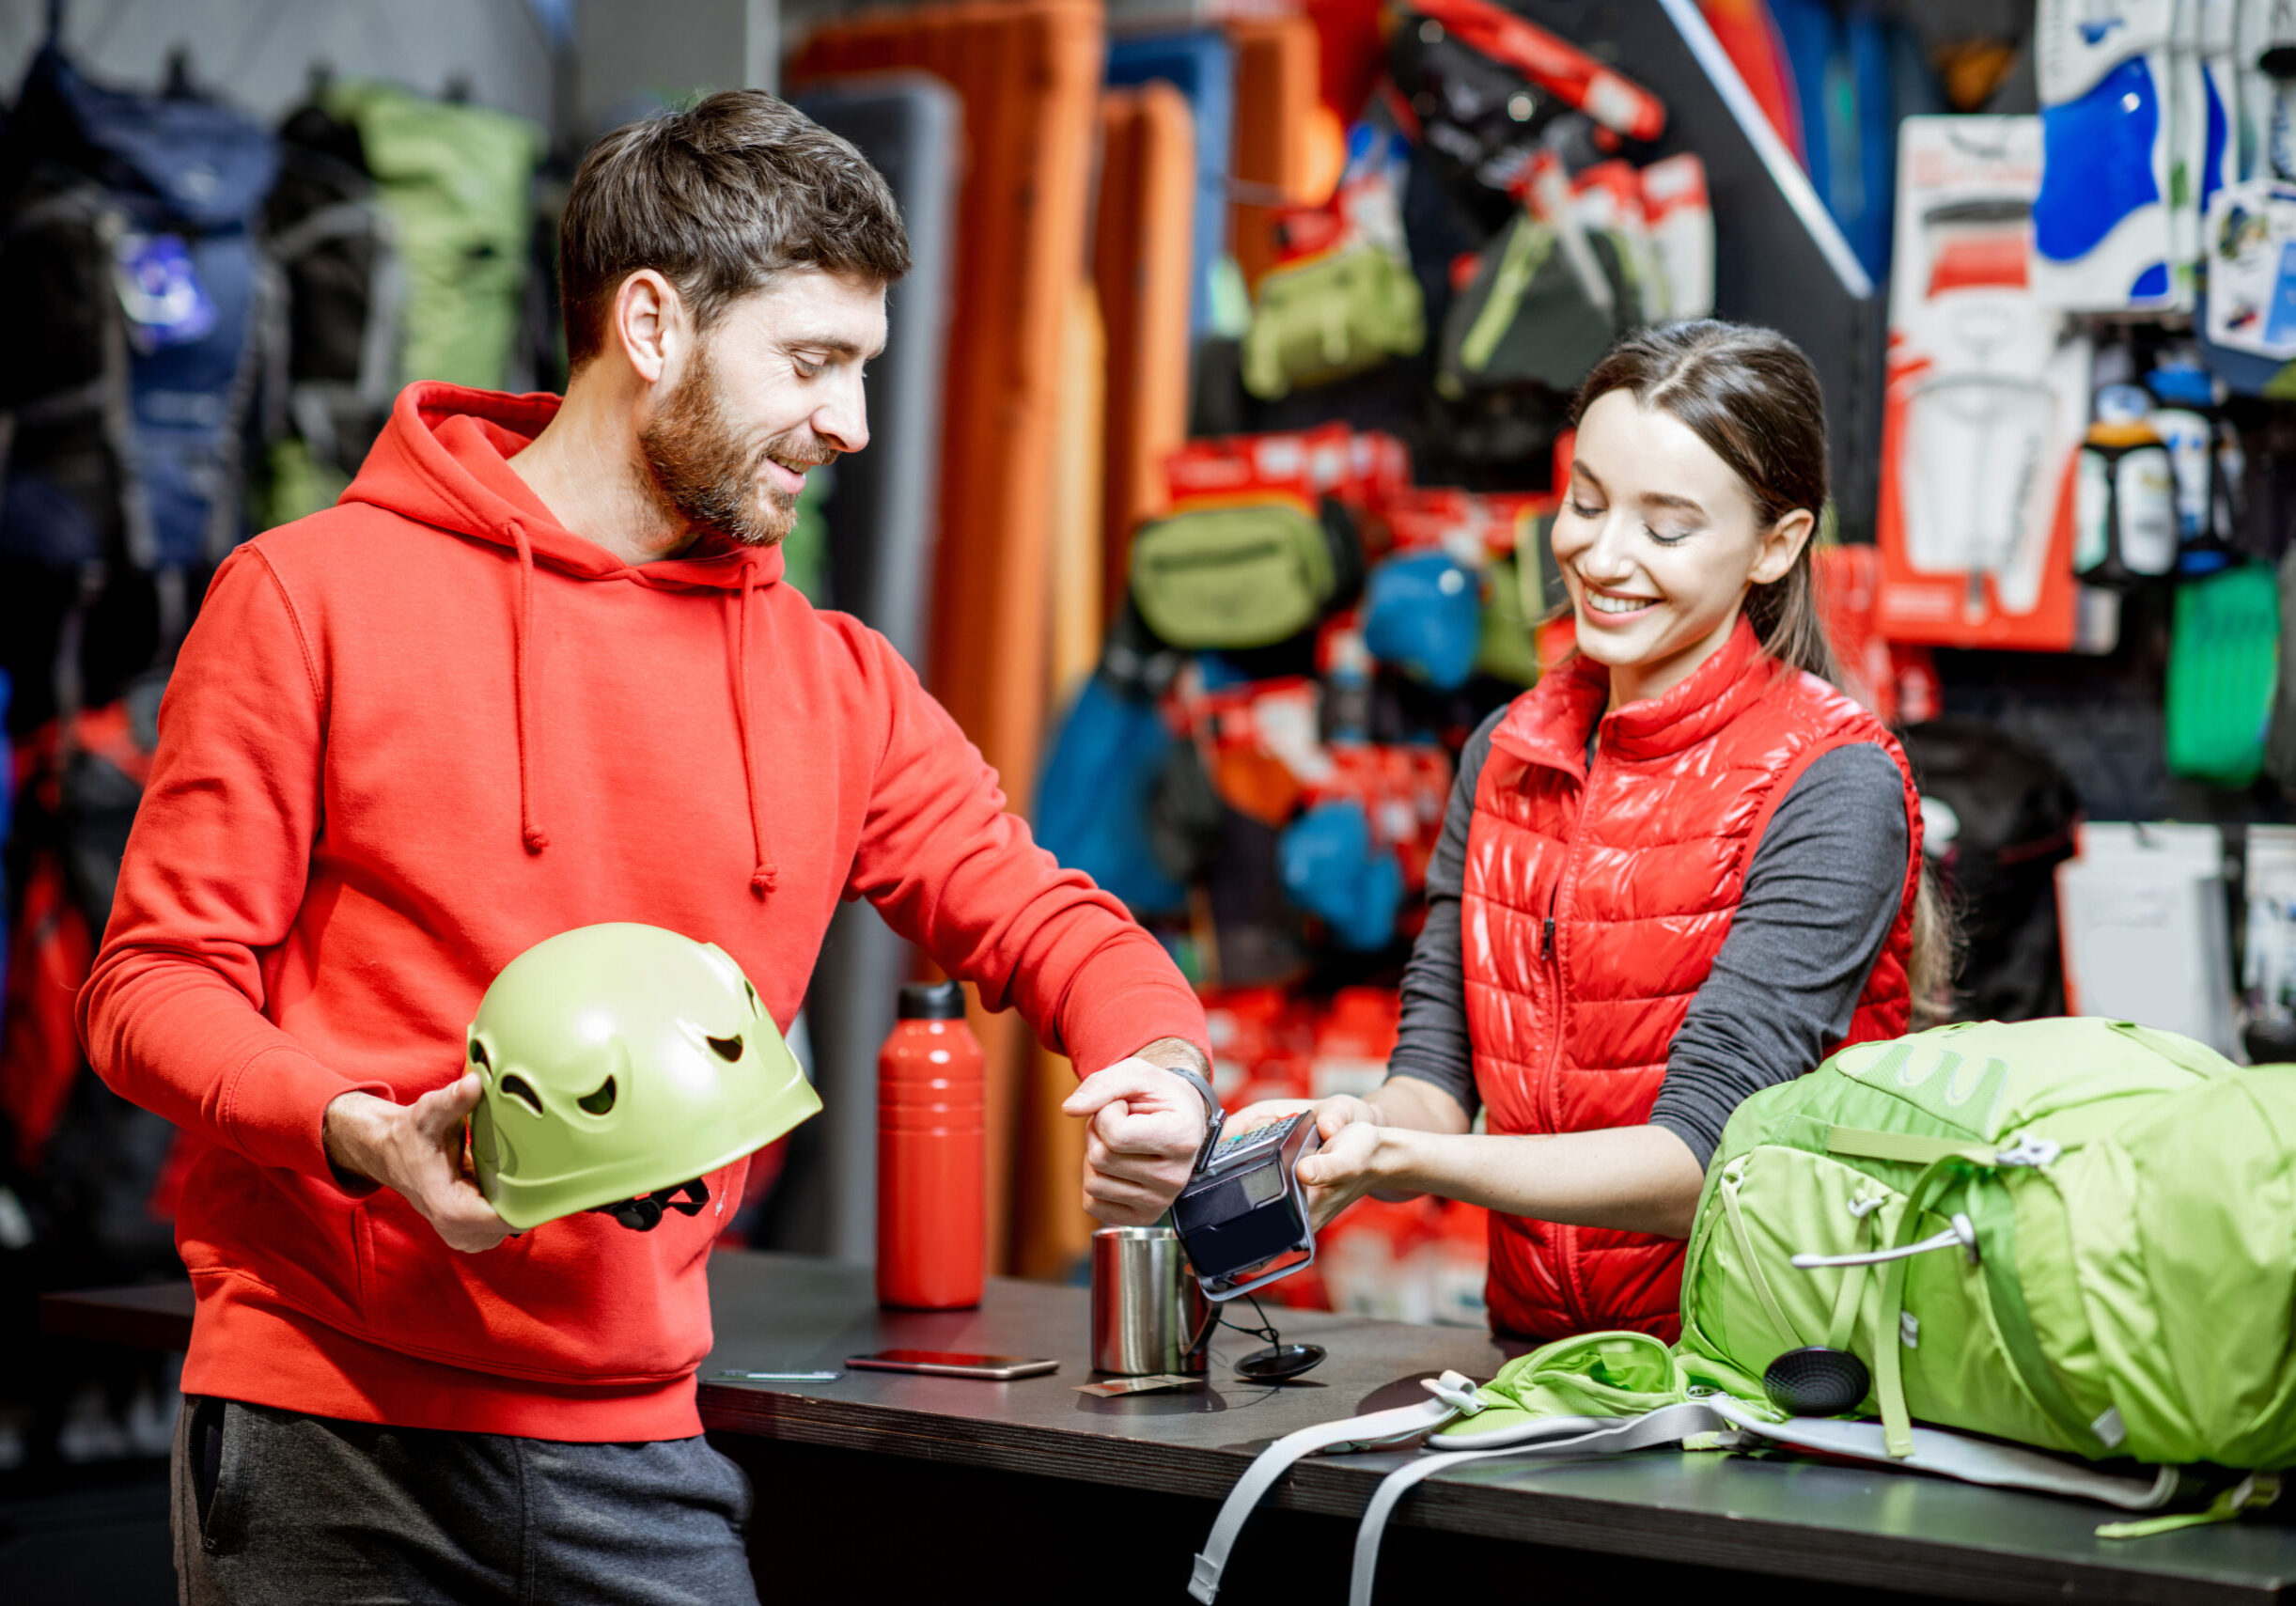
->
[[876, 981, 986, 1309]]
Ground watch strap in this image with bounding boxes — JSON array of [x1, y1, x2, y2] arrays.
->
[[1157, 1061, 1225, 1173]]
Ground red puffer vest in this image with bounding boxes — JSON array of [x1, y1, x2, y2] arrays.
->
[[1464, 616, 1921, 1342]]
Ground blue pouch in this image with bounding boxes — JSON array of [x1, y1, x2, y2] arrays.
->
[[1278, 800, 1403, 952], [1361, 552, 1483, 692], [1035, 672, 1188, 916]]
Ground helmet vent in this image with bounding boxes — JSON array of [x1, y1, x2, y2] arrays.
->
[[470, 1040, 491, 1070], [743, 981, 759, 1011], [578, 1077, 617, 1115], [707, 1035, 745, 1062], [499, 1074, 545, 1115]]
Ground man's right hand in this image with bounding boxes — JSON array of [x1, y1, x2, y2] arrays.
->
[[323, 1075, 510, 1254]]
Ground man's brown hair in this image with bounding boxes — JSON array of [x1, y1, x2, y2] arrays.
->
[[558, 90, 910, 370]]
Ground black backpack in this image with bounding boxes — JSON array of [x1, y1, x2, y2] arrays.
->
[[254, 92, 401, 526], [1900, 716, 2083, 1022]]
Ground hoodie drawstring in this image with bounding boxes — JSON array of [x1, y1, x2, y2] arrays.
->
[[733, 575, 779, 898], [508, 521, 549, 856], [502, 518, 773, 898]]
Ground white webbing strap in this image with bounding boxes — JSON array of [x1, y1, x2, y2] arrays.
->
[[1704, 1396, 2181, 1511], [1187, 1372, 1476, 1603], [1348, 1401, 1734, 1606]]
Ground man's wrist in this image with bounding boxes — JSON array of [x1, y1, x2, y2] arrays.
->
[[1129, 1037, 1210, 1078], [1125, 1039, 1221, 1169], [321, 1091, 387, 1193]]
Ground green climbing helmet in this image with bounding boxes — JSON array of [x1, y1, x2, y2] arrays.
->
[[465, 923, 821, 1232]]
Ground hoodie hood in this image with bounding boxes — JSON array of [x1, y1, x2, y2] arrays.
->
[[342, 382, 788, 895], [342, 382, 787, 593]]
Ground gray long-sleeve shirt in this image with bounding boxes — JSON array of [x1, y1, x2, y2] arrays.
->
[[1387, 709, 1910, 1166]]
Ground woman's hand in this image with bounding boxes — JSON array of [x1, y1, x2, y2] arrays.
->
[[1289, 1095, 1425, 1229]]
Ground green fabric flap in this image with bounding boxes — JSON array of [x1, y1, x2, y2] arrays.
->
[[1825, 1127, 1998, 1168]]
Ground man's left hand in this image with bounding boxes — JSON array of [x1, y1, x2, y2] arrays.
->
[[1061, 1042, 1210, 1225]]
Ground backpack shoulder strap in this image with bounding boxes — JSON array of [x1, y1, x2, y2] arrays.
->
[[1348, 1402, 1734, 1606], [1188, 1373, 1476, 1603]]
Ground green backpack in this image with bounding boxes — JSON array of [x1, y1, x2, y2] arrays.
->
[[1128, 498, 1360, 650], [1192, 1019, 2296, 1606], [324, 81, 544, 393], [1678, 1016, 2296, 1473]]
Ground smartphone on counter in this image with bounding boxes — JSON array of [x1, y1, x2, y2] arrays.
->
[[845, 1349, 1058, 1380]]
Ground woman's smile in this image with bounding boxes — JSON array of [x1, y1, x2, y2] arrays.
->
[[1581, 585, 1660, 619]]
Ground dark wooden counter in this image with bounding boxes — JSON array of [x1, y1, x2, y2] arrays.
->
[[45, 1253, 2296, 1604]]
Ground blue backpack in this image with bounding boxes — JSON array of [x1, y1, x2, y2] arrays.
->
[[0, 40, 276, 606], [1036, 670, 1190, 918]]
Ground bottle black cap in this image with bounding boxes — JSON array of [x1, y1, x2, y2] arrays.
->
[[898, 980, 966, 1021]]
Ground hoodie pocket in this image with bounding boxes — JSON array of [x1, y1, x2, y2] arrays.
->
[[359, 1184, 719, 1383]]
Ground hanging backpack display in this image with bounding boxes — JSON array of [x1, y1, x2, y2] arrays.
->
[[1436, 201, 1627, 403], [1035, 670, 1188, 917], [1129, 497, 1362, 650], [1241, 124, 1425, 400], [256, 93, 403, 527], [1899, 716, 2081, 1022], [0, 41, 276, 596], [1276, 799, 1404, 951], [320, 80, 543, 395], [1360, 551, 1483, 691]]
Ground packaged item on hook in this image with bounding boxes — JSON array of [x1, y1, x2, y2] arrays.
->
[[1877, 117, 2090, 648]]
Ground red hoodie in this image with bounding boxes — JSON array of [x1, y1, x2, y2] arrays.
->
[[79, 382, 1210, 1442]]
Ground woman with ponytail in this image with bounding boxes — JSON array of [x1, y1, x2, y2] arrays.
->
[[1264, 320, 1945, 1343]]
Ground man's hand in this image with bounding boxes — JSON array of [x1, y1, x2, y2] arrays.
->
[[1060, 1040, 1210, 1226], [323, 1075, 510, 1254]]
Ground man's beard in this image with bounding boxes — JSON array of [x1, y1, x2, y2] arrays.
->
[[637, 345, 831, 548]]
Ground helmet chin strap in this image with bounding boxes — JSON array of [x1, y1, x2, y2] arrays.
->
[[595, 1177, 711, 1232]]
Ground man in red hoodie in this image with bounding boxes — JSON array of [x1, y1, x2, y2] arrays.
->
[[80, 92, 1213, 1604]]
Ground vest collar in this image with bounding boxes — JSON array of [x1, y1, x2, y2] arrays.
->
[[1492, 615, 1778, 777]]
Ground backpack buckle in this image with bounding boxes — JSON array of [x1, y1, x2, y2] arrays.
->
[[1420, 1370, 1487, 1416], [1993, 1134, 2061, 1168]]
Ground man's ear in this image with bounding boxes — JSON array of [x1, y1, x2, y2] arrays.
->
[[613, 270, 684, 386], [1750, 507, 1816, 585]]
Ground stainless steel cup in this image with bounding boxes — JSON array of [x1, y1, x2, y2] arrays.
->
[[1090, 1225, 1211, 1376]]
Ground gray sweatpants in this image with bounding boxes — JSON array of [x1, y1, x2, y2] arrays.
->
[[171, 1396, 762, 1606]]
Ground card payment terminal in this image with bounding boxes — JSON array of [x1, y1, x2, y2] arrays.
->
[[1170, 1111, 1323, 1301]]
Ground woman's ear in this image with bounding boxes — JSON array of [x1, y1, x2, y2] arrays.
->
[[1749, 507, 1816, 585]]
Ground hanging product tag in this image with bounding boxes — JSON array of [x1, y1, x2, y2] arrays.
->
[[112, 232, 217, 354], [2204, 179, 2296, 360]]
